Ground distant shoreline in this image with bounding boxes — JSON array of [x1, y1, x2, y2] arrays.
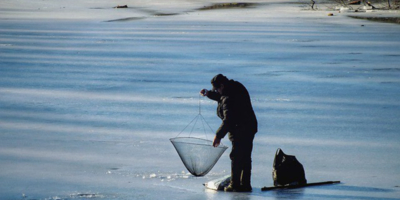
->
[[1, 0, 399, 25], [348, 15, 400, 24]]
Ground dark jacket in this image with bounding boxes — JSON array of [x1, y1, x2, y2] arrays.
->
[[207, 79, 257, 140]]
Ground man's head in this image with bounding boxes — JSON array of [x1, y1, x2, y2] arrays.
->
[[211, 74, 229, 94]]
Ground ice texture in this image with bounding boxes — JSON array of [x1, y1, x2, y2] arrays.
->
[[1, 0, 400, 200]]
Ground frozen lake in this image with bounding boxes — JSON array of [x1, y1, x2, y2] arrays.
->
[[1, 1, 400, 199]]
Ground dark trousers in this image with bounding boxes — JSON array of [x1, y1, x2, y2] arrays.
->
[[229, 132, 255, 187]]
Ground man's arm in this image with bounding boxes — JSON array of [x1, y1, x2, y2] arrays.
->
[[215, 97, 232, 140], [200, 89, 221, 101]]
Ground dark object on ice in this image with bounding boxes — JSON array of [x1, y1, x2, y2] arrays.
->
[[171, 137, 228, 176], [114, 5, 128, 8], [349, 0, 361, 5], [261, 181, 341, 191], [272, 148, 307, 186]]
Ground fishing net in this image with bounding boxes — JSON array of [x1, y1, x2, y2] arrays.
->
[[170, 98, 228, 177], [171, 137, 227, 176]]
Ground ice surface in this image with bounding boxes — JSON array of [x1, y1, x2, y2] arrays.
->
[[1, 0, 400, 200]]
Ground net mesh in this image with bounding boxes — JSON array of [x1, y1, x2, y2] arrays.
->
[[170, 137, 228, 176], [171, 97, 228, 177]]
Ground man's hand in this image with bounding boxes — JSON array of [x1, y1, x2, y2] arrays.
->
[[213, 136, 221, 147], [200, 89, 208, 97]]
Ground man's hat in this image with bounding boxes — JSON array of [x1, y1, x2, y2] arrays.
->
[[211, 74, 228, 91]]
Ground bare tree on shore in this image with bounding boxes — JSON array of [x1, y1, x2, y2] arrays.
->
[[307, 0, 399, 10]]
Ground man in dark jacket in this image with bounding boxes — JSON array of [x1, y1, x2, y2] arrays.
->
[[200, 74, 257, 192]]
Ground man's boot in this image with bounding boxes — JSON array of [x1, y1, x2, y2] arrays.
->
[[240, 169, 252, 192]]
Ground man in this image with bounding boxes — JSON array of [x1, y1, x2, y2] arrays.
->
[[200, 74, 257, 192]]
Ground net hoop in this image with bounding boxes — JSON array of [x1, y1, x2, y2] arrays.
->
[[170, 137, 228, 149]]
